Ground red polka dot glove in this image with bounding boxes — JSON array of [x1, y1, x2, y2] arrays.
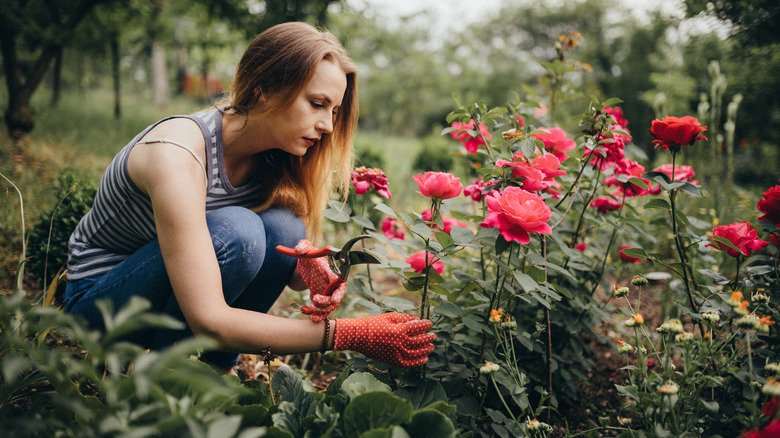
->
[[334, 312, 437, 368], [293, 239, 346, 322]]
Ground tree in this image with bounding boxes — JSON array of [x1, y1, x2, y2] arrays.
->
[[0, 0, 115, 152]]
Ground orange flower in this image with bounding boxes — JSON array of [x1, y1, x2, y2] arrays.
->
[[760, 316, 775, 326], [728, 291, 743, 306], [490, 308, 504, 323], [633, 314, 645, 325], [735, 300, 750, 315]]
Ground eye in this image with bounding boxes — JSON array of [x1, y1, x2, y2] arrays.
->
[[311, 101, 325, 109]]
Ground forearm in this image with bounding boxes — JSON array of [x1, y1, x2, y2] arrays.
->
[[198, 308, 335, 355]]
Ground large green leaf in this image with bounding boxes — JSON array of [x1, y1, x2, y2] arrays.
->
[[272, 367, 317, 418], [393, 380, 448, 410], [342, 392, 413, 438], [406, 409, 455, 438], [341, 372, 391, 399]]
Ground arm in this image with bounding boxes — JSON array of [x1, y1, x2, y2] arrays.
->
[[128, 119, 330, 355]]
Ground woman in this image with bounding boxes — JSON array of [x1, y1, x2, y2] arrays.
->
[[64, 22, 435, 370]]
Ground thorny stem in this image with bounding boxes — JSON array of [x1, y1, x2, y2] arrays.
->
[[554, 133, 603, 209], [361, 195, 375, 292], [669, 151, 698, 314], [571, 158, 605, 249], [541, 235, 553, 423], [733, 255, 742, 292]]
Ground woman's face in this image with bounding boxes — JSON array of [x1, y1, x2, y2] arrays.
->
[[260, 58, 347, 156]]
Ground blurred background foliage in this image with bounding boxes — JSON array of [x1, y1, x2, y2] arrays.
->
[[1, 0, 779, 280]]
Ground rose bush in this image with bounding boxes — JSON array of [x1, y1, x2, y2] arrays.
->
[[480, 186, 552, 244]]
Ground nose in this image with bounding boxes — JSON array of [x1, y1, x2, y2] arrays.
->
[[316, 113, 334, 135]]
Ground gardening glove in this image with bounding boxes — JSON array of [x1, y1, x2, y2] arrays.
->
[[334, 312, 436, 368], [293, 239, 346, 322]]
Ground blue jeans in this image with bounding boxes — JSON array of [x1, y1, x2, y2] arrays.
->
[[64, 207, 305, 368]]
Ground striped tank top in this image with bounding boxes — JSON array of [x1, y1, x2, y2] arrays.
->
[[67, 108, 263, 280]]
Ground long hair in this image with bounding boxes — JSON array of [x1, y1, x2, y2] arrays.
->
[[226, 22, 357, 241]]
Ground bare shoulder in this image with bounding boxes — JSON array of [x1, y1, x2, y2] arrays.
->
[[128, 117, 208, 195]]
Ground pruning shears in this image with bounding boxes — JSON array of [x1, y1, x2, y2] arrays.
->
[[276, 234, 381, 292]]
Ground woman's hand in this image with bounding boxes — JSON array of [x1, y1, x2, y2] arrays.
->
[[333, 313, 436, 368], [293, 239, 346, 322]]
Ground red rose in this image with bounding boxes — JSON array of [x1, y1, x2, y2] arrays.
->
[[351, 166, 392, 199], [381, 217, 404, 240], [532, 127, 576, 162], [757, 184, 780, 226], [406, 251, 444, 274], [706, 222, 770, 258], [763, 397, 779, 419], [480, 187, 552, 244], [619, 245, 642, 264], [584, 128, 628, 171], [413, 172, 463, 200], [650, 116, 707, 150], [574, 242, 587, 252], [590, 196, 622, 214], [450, 120, 491, 154]]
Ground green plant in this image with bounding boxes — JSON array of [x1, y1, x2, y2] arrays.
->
[[26, 168, 96, 300]]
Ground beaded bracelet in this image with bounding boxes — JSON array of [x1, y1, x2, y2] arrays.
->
[[321, 317, 331, 354]]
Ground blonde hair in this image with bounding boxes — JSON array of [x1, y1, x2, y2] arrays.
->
[[226, 22, 357, 241]]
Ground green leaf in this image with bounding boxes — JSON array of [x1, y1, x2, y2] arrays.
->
[[627, 177, 648, 190], [352, 215, 375, 230], [272, 366, 317, 417], [450, 227, 475, 245], [495, 235, 510, 255], [360, 426, 411, 438], [620, 247, 646, 260], [343, 392, 413, 438], [375, 203, 397, 218], [709, 236, 743, 255], [406, 409, 455, 438], [341, 372, 391, 399], [325, 364, 353, 396], [512, 272, 538, 292], [644, 198, 671, 210], [323, 201, 351, 223], [271, 401, 303, 437], [433, 230, 454, 248], [394, 380, 448, 410]]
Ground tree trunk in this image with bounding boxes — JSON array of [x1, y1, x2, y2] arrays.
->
[[111, 32, 121, 118], [151, 42, 169, 108], [51, 47, 64, 107], [0, 0, 110, 150]]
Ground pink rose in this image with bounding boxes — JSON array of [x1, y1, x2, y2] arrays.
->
[[619, 245, 642, 264], [604, 106, 629, 128], [706, 222, 770, 258], [651, 116, 707, 150], [757, 183, 780, 226], [574, 242, 587, 252], [381, 217, 404, 240], [604, 159, 653, 197], [463, 176, 497, 202], [532, 127, 576, 162], [414, 172, 463, 200], [406, 251, 444, 274], [590, 196, 622, 214], [351, 166, 392, 199], [514, 114, 526, 129], [584, 128, 628, 171], [450, 120, 491, 154], [480, 187, 552, 244], [496, 153, 566, 193]]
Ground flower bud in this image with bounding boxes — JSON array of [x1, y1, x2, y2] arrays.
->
[[631, 275, 648, 286]]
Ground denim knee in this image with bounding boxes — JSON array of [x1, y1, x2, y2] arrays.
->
[[207, 206, 267, 274]]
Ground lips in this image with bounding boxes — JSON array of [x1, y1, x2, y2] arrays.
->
[[303, 137, 319, 146]]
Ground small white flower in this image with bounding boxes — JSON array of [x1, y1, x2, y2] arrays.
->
[[658, 380, 679, 395], [525, 418, 553, 432], [480, 361, 500, 374], [765, 362, 780, 376], [657, 318, 683, 335], [675, 332, 694, 343], [752, 292, 769, 304], [762, 378, 780, 397], [701, 310, 720, 323], [735, 314, 760, 330]]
